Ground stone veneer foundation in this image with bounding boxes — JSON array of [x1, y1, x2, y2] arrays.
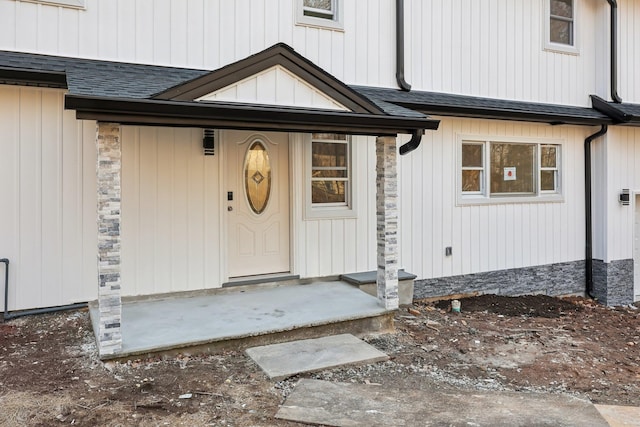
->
[[414, 261, 587, 300], [96, 122, 122, 356], [592, 259, 634, 306], [375, 136, 399, 310]]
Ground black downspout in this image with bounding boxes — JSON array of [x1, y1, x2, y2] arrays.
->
[[606, 0, 622, 103], [399, 129, 424, 155], [396, 0, 411, 92], [585, 125, 608, 298], [2, 257, 87, 321], [2, 258, 8, 320]]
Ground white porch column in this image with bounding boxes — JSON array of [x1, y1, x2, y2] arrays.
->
[[376, 136, 399, 310], [96, 122, 122, 356]]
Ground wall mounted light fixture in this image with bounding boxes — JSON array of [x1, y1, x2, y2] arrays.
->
[[203, 129, 215, 155], [619, 189, 630, 206]]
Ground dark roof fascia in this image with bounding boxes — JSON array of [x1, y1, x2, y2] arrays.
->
[[0, 67, 67, 88], [590, 94, 636, 124], [397, 101, 612, 126], [65, 94, 440, 136], [153, 43, 383, 115]]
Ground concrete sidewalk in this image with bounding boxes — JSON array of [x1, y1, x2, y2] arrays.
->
[[277, 379, 620, 427]]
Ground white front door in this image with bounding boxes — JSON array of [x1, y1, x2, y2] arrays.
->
[[225, 131, 290, 278]]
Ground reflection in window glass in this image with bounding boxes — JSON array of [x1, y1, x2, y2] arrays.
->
[[490, 143, 536, 195], [311, 133, 349, 205], [550, 0, 573, 45], [303, 0, 335, 19]]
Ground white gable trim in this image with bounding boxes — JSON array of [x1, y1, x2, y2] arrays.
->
[[195, 65, 350, 112]]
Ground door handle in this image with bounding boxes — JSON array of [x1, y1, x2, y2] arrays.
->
[[228, 206, 233, 211]]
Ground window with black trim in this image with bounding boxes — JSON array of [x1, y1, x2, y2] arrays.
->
[[459, 137, 562, 204]]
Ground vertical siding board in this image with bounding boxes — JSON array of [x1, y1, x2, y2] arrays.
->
[[331, 220, 345, 274], [58, 7, 79, 57], [186, 0, 205, 67], [152, 0, 171, 64], [305, 221, 319, 277], [0, 87, 19, 310], [187, 131, 205, 290], [171, 129, 190, 292], [0, 1, 16, 50], [318, 220, 332, 275], [97, 0, 117, 58], [116, 0, 135, 61], [135, 0, 154, 64], [170, 0, 188, 66], [135, 127, 158, 296], [81, 120, 97, 303], [121, 126, 139, 297], [18, 89, 42, 309], [57, 100, 86, 303], [78, 0, 98, 57], [155, 128, 174, 293], [15, 1, 38, 51]]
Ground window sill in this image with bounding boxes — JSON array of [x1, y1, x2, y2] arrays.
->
[[15, 0, 86, 9], [295, 16, 344, 32], [457, 194, 565, 206], [544, 42, 579, 56]]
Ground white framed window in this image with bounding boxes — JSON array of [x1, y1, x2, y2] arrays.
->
[[544, 0, 579, 54], [15, 0, 85, 9], [458, 136, 563, 205], [296, 0, 344, 31], [304, 133, 356, 219]]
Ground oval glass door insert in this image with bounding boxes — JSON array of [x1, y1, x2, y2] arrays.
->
[[244, 140, 271, 214]]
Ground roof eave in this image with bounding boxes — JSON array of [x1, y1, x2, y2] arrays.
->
[[0, 67, 67, 88], [64, 94, 440, 136], [392, 102, 612, 126], [590, 95, 633, 123]]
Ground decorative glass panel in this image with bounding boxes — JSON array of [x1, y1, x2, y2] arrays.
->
[[244, 141, 271, 214], [462, 143, 483, 167], [490, 143, 535, 195]]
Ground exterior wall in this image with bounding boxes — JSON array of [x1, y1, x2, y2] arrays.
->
[[119, 126, 221, 297], [0, 85, 97, 311], [398, 117, 589, 282], [0, 0, 620, 106], [592, 258, 634, 306]]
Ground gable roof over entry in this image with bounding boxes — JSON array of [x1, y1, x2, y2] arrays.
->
[[0, 44, 439, 136]]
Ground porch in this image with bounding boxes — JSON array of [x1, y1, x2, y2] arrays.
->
[[89, 280, 394, 361]]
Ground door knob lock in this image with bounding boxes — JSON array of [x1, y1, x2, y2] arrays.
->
[[228, 206, 233, 211]]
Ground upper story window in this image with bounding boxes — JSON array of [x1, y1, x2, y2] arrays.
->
[[458, 136, 563, 205], [297, 0, 344, 31], [545, 0, 578, 54]]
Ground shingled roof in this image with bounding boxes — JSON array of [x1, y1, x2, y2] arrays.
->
[[353, 86, 612, 126]]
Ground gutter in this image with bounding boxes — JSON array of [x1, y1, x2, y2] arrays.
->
[[584, 125, 608, 298], [606, 1, 622, 103]]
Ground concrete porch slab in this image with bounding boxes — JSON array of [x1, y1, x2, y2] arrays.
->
[[246, 334, 389, 380], [594, 404, 640, 426], [89, 281, 393, 360], [276, 379, 609, 427]]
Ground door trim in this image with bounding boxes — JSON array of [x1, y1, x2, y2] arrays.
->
[[220, 130, 293, 282]]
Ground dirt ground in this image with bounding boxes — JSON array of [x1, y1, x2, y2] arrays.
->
[[1, 294, 639, 426]]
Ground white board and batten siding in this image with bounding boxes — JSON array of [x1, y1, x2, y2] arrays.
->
[[0, 0, 618, 106], [0, 86, 97, 311], [398, 117, 589, 281]]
